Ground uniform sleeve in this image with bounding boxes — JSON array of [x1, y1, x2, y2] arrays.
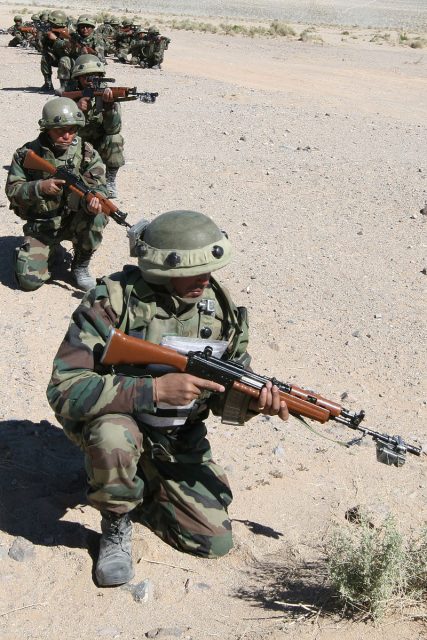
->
[[101, 101, 122, 135], [5, 150, 43, 208], [46, 285, 155, 426], [81, 145, 109, 197]]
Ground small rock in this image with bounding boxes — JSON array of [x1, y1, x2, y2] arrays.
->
[[374, 313, 382, 319], [185, 578, 212, 592], [421, 267, 427, 275], [123, 579, 154, 603], [96, 627, 121, 637], [239, 135, 246, 141], [146, 627, 189, 639], [420, 205, 427, 215], [8, 537, 35, 562], [351, 330, 361, 338], [410, 214, 417, 219], [0, 545, 9, 559], [340, 391, 349, 401], [273, 445, 285, 458]]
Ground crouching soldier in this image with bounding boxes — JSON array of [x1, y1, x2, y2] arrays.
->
[[61, 54, 125, 198], [5, 98, 109, 292], [46, 210, 289, 587]]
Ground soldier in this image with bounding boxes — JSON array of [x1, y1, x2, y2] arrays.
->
[[57, 15, 106, 86], [39, 10, 71, 92], [135, 26, 170, 69], [7, 15, 26, 47], [62, 54, 125, 198], [5, 98, 109, 292], [98, 16, 121, 55], [114, 18, 136, 63], [46, 210, 289, 587], [129, 27, 148, 66]]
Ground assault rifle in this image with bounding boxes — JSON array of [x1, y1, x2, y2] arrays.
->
[[101, 329, 423, 467], [62, 83, 158, 104], [23, 150, 131, 228]]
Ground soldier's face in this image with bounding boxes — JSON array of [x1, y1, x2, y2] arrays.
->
[[170, 273, 211, 299], [47, 126, 78, 147], [79, 74, 102, 88], [78, 25, 93, 36]]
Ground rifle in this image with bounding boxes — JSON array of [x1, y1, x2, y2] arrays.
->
[[62, 86, 158, 104], [101, 329, 423, 467], [22, 150, 131, 228]]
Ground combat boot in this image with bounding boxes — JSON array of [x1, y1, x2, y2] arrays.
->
[[96, 511, 134, 587], [40, 77, 53, 93], [105, 167, 119, 199], [71, 250, 96, 291]]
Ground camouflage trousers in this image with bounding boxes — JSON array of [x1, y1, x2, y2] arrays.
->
[[82, 132, 125, 169], [15, 209, 107, 291], [40, 52, 58, 80], [78, 413, 234, 559]]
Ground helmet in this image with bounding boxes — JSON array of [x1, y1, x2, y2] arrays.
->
[[38, 98, 85, 130], [31, 14, 39, 21], [71, 54, 105, 78], [77, 15, 96, 28], [135, 27, 147, 35], [121, 18, 133, 27], [134, 210, 232, 283], [49, 10, 67, 27], [110, 17, 120, 26], [103, 17, 111, 24], [39, 12, 48, 21], [147, 26, 160, 35], [14, 15, 23, 23]]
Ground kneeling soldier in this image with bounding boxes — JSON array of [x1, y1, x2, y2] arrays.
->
[[5, 98, 109, 292]]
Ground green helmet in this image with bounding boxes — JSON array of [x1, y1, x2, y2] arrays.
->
[[77, 15, 96, 28], [14, 15, 23, 23], [110, 17, 120, 26], [147, 26, 160, 35], [134, 210, 232, 283], [38, 98, 85, 130], [121, 18, 133, 27], [39, 12, 49, 21], [49, 10, 67, 27], [31, 14, 39, 21], [135, 27, 147, 35], [71, 54, 105, 78]]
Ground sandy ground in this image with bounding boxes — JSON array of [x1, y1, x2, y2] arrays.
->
[[0, 3, 426, 640]]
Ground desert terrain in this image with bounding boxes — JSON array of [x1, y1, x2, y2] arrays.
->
[[0, 2, 426, 639]]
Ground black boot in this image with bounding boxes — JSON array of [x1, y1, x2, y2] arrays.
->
[[40, 78, 53, 93], [71, 250, 96, 291], [105, 167, 119, 199], [96, 511, 134, 587]]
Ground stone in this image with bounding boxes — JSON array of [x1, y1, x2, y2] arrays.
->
[[8, 537, 35, 562]]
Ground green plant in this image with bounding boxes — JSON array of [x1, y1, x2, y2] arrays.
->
[[327, 514, 427, 620]]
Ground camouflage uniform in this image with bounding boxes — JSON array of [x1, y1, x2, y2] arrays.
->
[[134, 28, 170, 69], [47, 260, 250, 558], [63, 81, 124, 171], [5, 132, 108, 291], [114, 21, 136, 63], [7, 17, 25, 47], [58, 32, 105, 83]]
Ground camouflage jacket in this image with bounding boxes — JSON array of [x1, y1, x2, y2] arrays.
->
[[5, 133, 107, 221], [46, 266, 250, 441], [63, 80, 122, 140], [69, 32, 105, 61]]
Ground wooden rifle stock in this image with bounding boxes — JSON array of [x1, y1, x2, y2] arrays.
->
[[22, 150, 130, 225], [100, 329, 341, 424]]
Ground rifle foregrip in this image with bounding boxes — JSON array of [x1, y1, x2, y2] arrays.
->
[[232, 382, 330, 422]]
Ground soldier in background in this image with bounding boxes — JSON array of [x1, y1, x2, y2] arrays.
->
[[57, 15, 106, 86], [62, 54, 125, 198], [39, 10, 71, 92], [7, 15, 26, 47], [5, 98, 109, 292], [46, 209, 289, 587], [98, 16, 121, 55], [114, 18, 137, 63], [134, 26, 170, 69], [129, 27, 148, 66]]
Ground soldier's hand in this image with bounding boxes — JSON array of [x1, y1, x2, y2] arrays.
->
[[155, 373, 225, 406], [40, 178, 66, 195], [87, 196, 103, 215], [102, 88, 114, 103], [77, 97, 90, 112], [47, 31, 57, 41], [249, 381, 289, 421]]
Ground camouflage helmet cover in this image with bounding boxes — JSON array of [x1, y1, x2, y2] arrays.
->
[[109, 17, 120, 25], [121, 18, 133, 26], [135, 210, 232, 282], [71, 54, 105, 78], [38, 98, 85, 130], [49, 10, 67, 27], [77, 14, 96, 28], [39, 12, 49, 21], [147, 25, 160, 35], [14, 15, 23, 23], [31, 14, 40, 21]]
